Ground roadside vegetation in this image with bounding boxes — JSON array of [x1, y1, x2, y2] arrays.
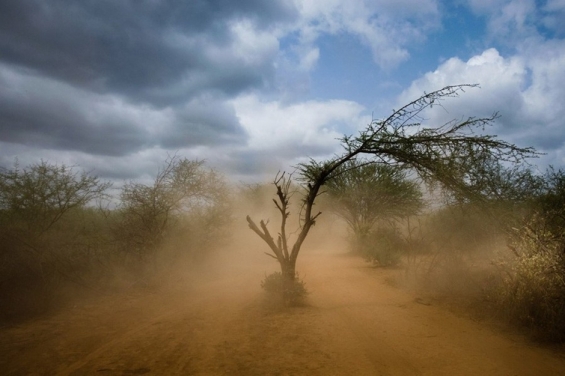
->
[[321, 159, 565, 341], [0, 156, 231, 322], [3, 85, 564, 343], [248, 84, 565, 341], [324, 161, 423, 266]]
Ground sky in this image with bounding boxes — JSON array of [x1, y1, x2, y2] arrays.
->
[[1, 0, 564, 185]]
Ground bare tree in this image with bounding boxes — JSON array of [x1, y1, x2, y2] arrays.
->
[[246, 85, 537, 288]]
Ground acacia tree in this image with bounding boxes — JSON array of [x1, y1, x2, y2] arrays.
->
[[246, 85, 537, 287], [324, 160, 423, 240], [0, 161, 110, 237], [0, 161, 110, 293], [247, 84, 536, 290], [117, 156, 227, 261]]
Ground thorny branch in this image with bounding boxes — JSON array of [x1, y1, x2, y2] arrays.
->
[[247, 84, 538, 274]]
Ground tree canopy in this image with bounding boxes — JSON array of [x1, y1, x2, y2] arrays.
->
[[0, 160, 110, 236], [325, 160, 423, 237]]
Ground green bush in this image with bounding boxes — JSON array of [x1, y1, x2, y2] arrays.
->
[[355, 226, 405, 267], [0, 162, 112, 321], [261, 272, 308, 306]]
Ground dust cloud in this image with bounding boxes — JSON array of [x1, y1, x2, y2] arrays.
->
[[2, 191, 565, 375]]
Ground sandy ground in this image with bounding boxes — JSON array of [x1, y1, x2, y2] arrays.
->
[[2, 243, 565, 375]]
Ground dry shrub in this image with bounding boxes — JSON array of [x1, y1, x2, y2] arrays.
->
[[261, 272, 308, 307], [498, 218, 565, 341]]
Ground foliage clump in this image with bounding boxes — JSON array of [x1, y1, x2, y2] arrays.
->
[[324, 161, 423, 266], [0, 157, 231, 322], [115, 156, 229, 264], [494, 169, 565, 341], [325, 161, 423, 236], [261, 271, 308, 306], [109, 156, 232, 286], [497, 218, 565, 341], [0, 161, 111, 319], [355, 226, 406, 267]]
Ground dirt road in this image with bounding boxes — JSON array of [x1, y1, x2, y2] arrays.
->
[[2, 246, 565, 375]]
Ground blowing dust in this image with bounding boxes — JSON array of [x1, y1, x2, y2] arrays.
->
[[3, 187, 565, 375]]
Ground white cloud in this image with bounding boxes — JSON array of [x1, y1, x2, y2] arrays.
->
[[489, 0, 537, 37], [399, 48, 526, 120], [232, 94, 366, 155], [288, 0, 440, 70], [397, 43, 565, 166], [228, 20, 282, 67], [545, 0, 565, 11], [298, 47, 320, 71], [226, 93, 372, 180], [465, 0, 555, 42], [542, 0, 565, 35]]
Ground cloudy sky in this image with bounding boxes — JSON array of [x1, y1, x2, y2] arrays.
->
[[1, 0, 564, 184]]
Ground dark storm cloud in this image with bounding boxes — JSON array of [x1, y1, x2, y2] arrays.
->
[[0, 64, 246, 156], [0, 0, 296, 102], [160, 97, 245, 148], [0, 0, 294, 157], [0, 66, 147, 156]]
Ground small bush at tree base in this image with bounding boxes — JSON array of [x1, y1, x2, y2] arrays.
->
[[261, 272, 308, 306]]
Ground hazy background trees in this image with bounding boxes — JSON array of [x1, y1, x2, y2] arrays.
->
[[114, 157, 230, 270], [324, 160, 423, 265], [0, 157, 231, 322]]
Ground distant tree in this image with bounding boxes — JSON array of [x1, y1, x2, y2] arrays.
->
[[0, 161, 110, 300], [0, 160, 110, 239], [237, 182, 277, 213], [116, 156, 228, 261], [325, 160, 423, 241], [535, 167, 565, 237], [246, 84, 537, 299]]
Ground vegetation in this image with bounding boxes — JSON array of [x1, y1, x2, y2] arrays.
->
[[325, 161, 423, 235], [535, 167, 565, 235], [0, 161, 111, 319], [261, 271, 308, 306], [115, 156, 229, 267], [0, 160, 110, 236], [0, 157, 231, 321], [494, 168, 565, 341], [247, 84, 535, 304], [324, 160, 423, 264], [392, 165, 565, 342], [499, 216, 565, 341], [357, 226, 407, 266]]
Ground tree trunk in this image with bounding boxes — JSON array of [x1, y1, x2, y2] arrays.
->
[[280, 259, 297, 304], [280, 259, 296, 282]]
